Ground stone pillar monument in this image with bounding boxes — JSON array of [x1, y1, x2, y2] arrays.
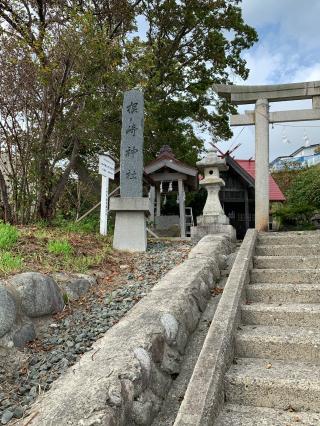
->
[[191, 147, 236, 241], [109, 90, 150, 252]]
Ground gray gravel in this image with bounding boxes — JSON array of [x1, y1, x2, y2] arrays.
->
[[0, 240, 192, 423]]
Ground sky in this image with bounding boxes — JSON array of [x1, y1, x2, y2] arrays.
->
[[216, 0, 320, 161]]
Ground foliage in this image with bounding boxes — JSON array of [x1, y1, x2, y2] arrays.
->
[[273, 165, 320, 228], [286, 165, 320, 209], [0, 252, 23, 273], [0, 223, 19, 249], [47, 239, 73, 256], [138, 0, 258, 163], [51, 217, 100, 234], [0, 224, 112, 277], [63, 292, 70, 305], [273, 203, 316, 224], [0, 1, 257, 223], [272, 168, 303, 196], [0, 1, 139, 222]]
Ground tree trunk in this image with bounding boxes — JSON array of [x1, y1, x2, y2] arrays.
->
[[0, 169, 12, 223], [37, 138, 80, 220]]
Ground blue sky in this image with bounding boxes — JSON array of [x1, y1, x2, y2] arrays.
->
[[217, 0, 320, 160]]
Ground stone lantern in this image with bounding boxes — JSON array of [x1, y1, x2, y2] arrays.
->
[[197, 147, 229, 225], [191, 147, 236, 241]]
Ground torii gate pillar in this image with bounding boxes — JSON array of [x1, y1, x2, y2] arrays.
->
[[214, 81, 320, 232], [255, 99, 269, 231]]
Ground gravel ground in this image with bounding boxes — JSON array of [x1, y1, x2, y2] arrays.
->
[[0, 240, 192, 425]]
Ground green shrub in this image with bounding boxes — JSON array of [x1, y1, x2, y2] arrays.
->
[[273, 165, 320, 230], [286, 165, 320, 208], [53, 217, 100, 233], [0, 223, 19, 249], [273, 203, 316, 229], [47, 239, 73, 255], [0, 252, 22, 273]]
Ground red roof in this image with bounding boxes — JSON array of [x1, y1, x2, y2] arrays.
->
[[235, 159, 285, 202]]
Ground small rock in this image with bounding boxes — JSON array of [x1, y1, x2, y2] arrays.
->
[[29, 386, 37, 398], [13, 406, 24, 419], [1, 410, 13, 425], [13, 323, 36, 348], [49, 323, 59, 329]]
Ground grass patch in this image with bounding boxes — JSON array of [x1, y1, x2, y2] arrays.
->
[[47, 239, 73, 256], [0, 223, 19, 249], [0, 252, 23, 273], [0, 223, 113, 277], [4, 224, 112, 278]]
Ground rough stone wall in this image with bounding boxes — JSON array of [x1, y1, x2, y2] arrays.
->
[[0, 273, 96, 351], [21, 235, 233, 426]]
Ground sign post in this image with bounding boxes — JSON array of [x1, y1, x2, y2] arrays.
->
[[98, 154, 115, 235]]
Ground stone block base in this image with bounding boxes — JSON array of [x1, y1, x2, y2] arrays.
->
[[197, 214, 229, 225], [113, 211, 147, 252], [191, 223, 236, 243]]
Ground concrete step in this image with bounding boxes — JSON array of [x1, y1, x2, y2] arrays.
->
[[224, 358, 320, 412], [256, 244, 320, 257], [258, 233, 320, 246], [260, 230, 320, 237], [236, 325, 320, 363], [242, 303, 320, 327], [247, 283, 320, 304], [215, 404, 320, 425], [216, 403, 320, 425], [254, 256, 320, 270], [251, 268, 320, 284]]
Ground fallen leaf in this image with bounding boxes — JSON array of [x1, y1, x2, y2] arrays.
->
[[212, 287, 223, 296]]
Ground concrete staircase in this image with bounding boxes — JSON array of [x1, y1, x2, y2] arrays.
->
[[216, 231, 320, 425]]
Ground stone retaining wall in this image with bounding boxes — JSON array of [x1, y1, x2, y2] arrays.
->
[[20, 234, 233, 426], [0, 273, 96, 351]]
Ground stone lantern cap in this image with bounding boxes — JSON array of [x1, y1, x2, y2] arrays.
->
[[196, 147, 228, 172]]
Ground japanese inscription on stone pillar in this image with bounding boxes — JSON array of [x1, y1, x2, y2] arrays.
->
[[120, 90, 144, 197]]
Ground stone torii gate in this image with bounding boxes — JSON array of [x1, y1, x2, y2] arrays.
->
[[214, 81, 320, 231]]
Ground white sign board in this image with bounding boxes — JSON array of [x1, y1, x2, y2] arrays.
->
[[98, 154, 115, 236], [99, 154, 115, 179]]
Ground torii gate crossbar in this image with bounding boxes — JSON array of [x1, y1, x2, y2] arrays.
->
[[214, 81, 320, 232]]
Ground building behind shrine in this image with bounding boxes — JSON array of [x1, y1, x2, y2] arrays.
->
[[270, 142, 320, 171], [220, 156, 285, 239]]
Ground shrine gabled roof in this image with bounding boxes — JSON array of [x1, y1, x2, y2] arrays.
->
[[234, 159, 286, 202], [145, 147, 198, 176]]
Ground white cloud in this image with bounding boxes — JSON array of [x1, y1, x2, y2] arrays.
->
[[290, 63, 320, 83], [242, 0, 320, 51]]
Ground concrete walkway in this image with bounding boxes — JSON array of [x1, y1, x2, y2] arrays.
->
[[216, 231, 320, 425]]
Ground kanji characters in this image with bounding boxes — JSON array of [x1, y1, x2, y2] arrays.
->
[[126, 101, 138, 114]]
